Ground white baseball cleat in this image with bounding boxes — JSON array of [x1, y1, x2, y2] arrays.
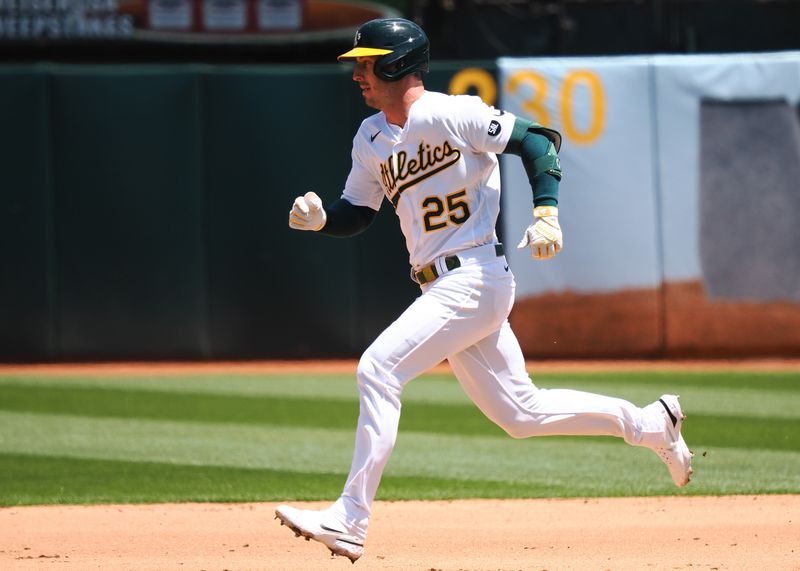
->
[[275, 504, 365, 563], [651, 394, 694, 487]]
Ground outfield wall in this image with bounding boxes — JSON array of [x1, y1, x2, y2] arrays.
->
[[499, 51, 800, 357], [0, 63, 481, 361], [1, 55, 799, 361]]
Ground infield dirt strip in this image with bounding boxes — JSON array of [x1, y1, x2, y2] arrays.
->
[[1, 496, 798, 570]]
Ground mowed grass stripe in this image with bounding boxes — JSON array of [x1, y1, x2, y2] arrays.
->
[[0, 373, 480, 404], [0, 373, 472, 405], [1, 369, 798, 507], [0, 453, 342, 506], [529, 384, 800, 420], [0, 374, 361, 401], [1, 411, 799, 496], [2, 411, 648, 484], [2, 440, 799, 507], [0, 383, 360, 431], [0, 452, 704, 507], [2, 371, 799, 413], [3, 368, 800, 391], [0, 383, 503, 435], [0, 411, 355, 474], [533, 371, 800, 391], [1, 383, 799, 450]]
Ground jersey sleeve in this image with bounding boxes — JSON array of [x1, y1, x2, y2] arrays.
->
[[341, 132, 384, 212], [457, 95, 518, 155]]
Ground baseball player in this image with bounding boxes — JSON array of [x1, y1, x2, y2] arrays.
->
[[276, 18, 693, 563]]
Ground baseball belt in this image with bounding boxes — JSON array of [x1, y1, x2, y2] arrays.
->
[[414, 243, 505, 285]]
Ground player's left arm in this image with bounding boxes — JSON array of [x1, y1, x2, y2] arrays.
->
[[502, 118, 564, 260]]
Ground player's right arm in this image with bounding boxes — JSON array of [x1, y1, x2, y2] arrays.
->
[[288, 192, 377, 236], [288, 125, 382, 237], [321, 198, 378, 236]]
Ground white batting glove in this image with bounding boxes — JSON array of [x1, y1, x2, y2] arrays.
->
[[516, 206, 563, 260], [289, 191, 327, 231]]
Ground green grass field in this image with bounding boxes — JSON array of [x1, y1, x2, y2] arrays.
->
[[1, 368, 799, 506]]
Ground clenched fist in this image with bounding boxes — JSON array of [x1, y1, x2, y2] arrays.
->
[[516, 205, 563, 260], [289, 191, 327, 231]]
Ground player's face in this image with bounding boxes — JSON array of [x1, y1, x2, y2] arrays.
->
[[352, 56, 393, 110]]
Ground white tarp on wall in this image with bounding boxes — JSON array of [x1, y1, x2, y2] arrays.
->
[[498, 51, 800, 299]]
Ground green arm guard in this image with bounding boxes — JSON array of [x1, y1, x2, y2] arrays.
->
[[503, 118, 563, 207]]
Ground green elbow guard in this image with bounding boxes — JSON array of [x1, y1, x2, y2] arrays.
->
[[505, 118, 563, 180], [507, 117, 563, 154]]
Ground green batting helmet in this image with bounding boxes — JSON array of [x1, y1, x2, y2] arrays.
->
[[338, 18, 430, 82]]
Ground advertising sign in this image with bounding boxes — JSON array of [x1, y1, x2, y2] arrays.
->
[[0, 0, 346, 43]]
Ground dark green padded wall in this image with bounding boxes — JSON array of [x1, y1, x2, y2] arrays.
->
[[203, 66, 370, 358], [50, 68, 208, 359], [0, 69, 53, 360], [0, 63, 496, 361]]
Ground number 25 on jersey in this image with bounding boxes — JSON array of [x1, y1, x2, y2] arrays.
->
[[422, 189, 471, 232]]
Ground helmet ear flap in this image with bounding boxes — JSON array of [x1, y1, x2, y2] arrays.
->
[[375, 52, 408, 81], [375, 45, 430, 82]]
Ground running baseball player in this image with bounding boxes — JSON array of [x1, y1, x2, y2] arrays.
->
[[276, 18, 693, 563]]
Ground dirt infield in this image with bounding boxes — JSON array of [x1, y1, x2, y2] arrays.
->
[[2, 496, 798, 570], [2, 357, 800, 376]]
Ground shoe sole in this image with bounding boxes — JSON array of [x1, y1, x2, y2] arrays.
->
[[275, 510, 361, 563]]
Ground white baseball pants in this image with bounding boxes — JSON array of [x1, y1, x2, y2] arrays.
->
[[330, 244, 664, 537]]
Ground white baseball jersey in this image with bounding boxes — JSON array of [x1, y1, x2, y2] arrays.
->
[[341, 91, 518, 269], [320, 92, 680, 546]]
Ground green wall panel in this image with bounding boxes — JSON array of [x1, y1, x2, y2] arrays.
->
[[50, 68, 208, 359], [0, 69, 53, 360], [203, 67, 357, 357], [202, 66, 417, 358], [0, 62, 496, 361]]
